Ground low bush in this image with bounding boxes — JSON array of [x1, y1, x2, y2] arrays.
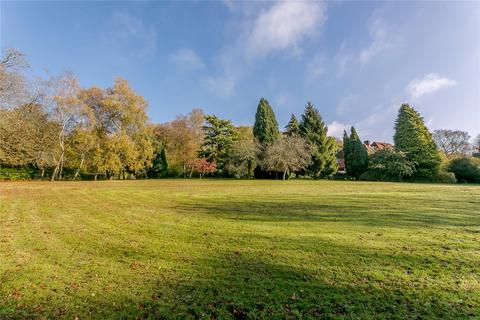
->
[[0, 166, 37, 181], [359, 169, 386, 181], [433, 171, 457, 184], [447, 157, 480, 183]]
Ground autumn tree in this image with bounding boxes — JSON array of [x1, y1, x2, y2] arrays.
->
[[79, 78, 154, 179], [191, 158, 217, 179], [433, 129, 471, 157], [261, 135, 313, 180], [299, 102, 337, 178], [48, 72, 87, 181], [0, 103, 57, 174]]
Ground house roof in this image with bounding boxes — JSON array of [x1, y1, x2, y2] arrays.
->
[[371, 141, 393, 150]]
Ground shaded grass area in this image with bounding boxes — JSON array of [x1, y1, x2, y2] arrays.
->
[[0, 180, 479, 319]]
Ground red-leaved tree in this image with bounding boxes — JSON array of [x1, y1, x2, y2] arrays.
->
[[191, 158, 216, 179]]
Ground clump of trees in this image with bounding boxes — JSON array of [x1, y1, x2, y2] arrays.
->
[[2, 48, 478, 183], [1, 49, 155, 180]]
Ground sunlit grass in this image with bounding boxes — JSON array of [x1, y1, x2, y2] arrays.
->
[[1, 180, 479, 319]]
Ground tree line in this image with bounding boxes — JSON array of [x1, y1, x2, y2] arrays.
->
[[1, 48, 479, 182]]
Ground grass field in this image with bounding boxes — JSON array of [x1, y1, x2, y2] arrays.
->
[[0, 180, 479, 319]]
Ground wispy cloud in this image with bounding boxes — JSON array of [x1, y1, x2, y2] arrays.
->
[[206, 1, 326, 97], [335, 94, 357, 115], [98, 11, 156, 60], [308, 53, 327, 78], [407, 73, 456, 99], [358, 14, 393, 65], [169, 49, 204, 71], [335, 9, 396, 74], [246, 1, 326, 58]]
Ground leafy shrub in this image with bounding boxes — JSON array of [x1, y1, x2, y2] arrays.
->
[[0, 166, 36, 180], [366, 149, 416, 181], [447, 157, 480, 183], [433, 171, 457, 184]]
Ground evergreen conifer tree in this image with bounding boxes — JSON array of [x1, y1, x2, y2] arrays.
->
[[199, 115, 238, 175], [343, 129, 352, 173], [285, 114, 300, 136], [299, 102, 337, 178], [394, 104, 441, 179], [253, 98, 280, 145], [148, 145, 168, 178], [348, 126, 368, 177]]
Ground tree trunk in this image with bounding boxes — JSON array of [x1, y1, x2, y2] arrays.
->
[[283, 168, 288, 181], [73, 154, 85, 180], [51, 165, 58, 181], [94, 172, 98, 181]]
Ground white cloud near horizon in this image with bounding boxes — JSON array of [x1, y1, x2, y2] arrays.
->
[[328, 121, 349, 138], [169, 49, 204, 71], [407, 73, 456, 99]]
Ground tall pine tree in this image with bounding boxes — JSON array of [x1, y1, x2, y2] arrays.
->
[[253, 98, 280, 145], [343, 129, 352, 174], [345, 126, 368, 178], [299, 102, 337, 179], [394, 104, 441, 179], [285, 114, 300, 136]]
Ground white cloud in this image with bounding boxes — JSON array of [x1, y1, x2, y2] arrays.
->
[[205, 1, 326, 97], [328, 121, 349, 138], [99, 11, 156, 59], [246, 1, 326, 58], [169, 49, 204, 71], [407, 73, 456, 99]]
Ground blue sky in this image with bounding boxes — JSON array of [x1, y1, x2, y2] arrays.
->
[[1, 1, 479, 141]]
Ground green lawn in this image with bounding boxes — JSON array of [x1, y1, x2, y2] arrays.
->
[[0, 180, 479, 319]]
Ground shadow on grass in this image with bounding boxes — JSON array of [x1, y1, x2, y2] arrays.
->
[[139, 251, 476, 319], [175, 198, 480, 229], [2, 242, 477, 319]]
